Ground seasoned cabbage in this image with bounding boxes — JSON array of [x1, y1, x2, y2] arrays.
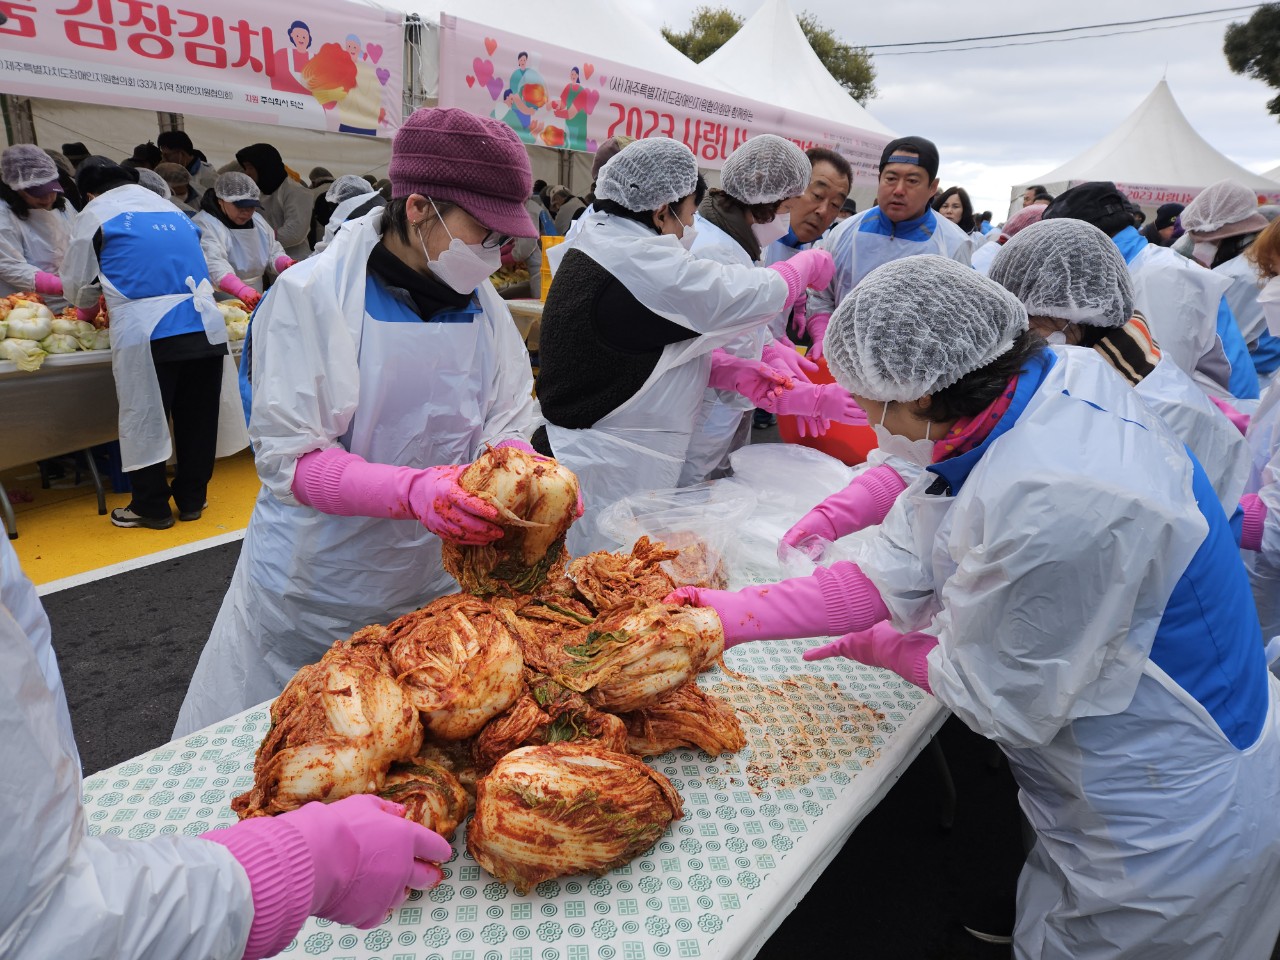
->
[[467, 742, 683, 893], [621, 681, 745, 758], [473, 673, 627, 770], [379, 757, 471, 839]]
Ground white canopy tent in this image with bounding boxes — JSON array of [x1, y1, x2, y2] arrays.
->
[[1013, 80, 1280, 216], [1266, 162, 1280, 183]]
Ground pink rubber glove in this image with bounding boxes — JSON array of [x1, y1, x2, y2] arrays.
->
[[664, 560, 889, 648], [1209, 396, 1250, 436], [1241, 493, 1266, 552], [202, 795, 452, 958], [219, 272, 261, 309], [33, 271, 63, 296], [788, 295, 810, 338], [274, 255, 295, 273], [768, 380, 867, 426], [780, 465, 908, 559], [75, 304, 100, 324], [768, 249, 835, 309], [762, 336, 818, 381], [802, 621, 937, 694], [292, 447, 501, 544], [807, 312, 832, 361], [494, 437, 584, 517], [708, 348, 792, 405]]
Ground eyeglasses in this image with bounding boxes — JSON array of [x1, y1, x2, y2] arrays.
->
[[479, 230, 512, 250]]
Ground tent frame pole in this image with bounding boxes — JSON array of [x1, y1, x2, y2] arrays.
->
[[2, 95, 36, 145]]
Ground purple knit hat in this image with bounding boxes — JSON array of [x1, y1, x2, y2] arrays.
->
[[390, 107, 536, 238]]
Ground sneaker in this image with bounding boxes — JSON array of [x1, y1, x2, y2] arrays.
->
[[111, 507, 174, 530], [178, 500, 208, 522]]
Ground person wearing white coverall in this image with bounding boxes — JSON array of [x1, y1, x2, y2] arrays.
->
[[670, 255, 1280, 959], [193, 171, 293, 310], [0, 537, 452, 960], [530, 136, 835, 556], [0, 144, 76, 309], [313, 173, 385, 255], [174, 108, 541, 736], [804, 135, 972, 358]]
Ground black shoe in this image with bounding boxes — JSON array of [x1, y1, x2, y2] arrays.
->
[[753, 411, 777, 429], [178, 500, 209, 522], [111, 507, 175, 530], [961, 896, 1015, 945]]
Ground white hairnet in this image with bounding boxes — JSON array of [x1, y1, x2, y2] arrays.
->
[[136, 167, 171, 200], [215, 171, 260, 204], [1, 144, 58, 192], [989, 219, 1134, 328], [326, 173, 373, 204], [826, 255, 1029, 403], [1181, 180, 1264, 235], [596, 137, 698, 212], [721, 134, 810, 205]]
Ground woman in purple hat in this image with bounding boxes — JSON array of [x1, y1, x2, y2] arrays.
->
[[0, 144, 76, 311], [175, 108, 542, 736]]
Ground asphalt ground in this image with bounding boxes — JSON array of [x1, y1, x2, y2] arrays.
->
[[44, 534, 1024, 960]]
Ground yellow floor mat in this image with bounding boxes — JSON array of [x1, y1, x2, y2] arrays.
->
[[5, 450, 261, 585]]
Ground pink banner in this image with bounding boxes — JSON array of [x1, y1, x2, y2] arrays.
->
[[0, 0, 404, 137], [437, 15, 890, 186], [1093, 180, 1280, 207]]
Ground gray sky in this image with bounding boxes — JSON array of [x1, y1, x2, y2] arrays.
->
[[633, 0, 1280, 216]]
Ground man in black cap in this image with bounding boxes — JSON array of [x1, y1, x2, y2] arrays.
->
[[121, 142, 162, 171], [807, 135, 973, 334], [1043, 181, 1237, 396], [157, 130, 217, 194], [1142, 202, 1185, 247], [61, 142, 90, 171]]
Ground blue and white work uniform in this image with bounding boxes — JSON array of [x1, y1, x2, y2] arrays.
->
[[175, 209, 539, 736], [61, 183, 227, 473], [808, 205, 973, 317], [853, 345, 1280, 959]]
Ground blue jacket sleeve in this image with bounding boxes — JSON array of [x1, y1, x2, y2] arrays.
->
[[1217, 297, 1260, 400]]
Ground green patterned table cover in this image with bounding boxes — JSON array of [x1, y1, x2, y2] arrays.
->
[[81, 642, 944, 960]]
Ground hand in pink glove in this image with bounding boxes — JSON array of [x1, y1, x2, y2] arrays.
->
[[1209, 396, 1250, 436], [274, 255, 295, 273], [1241, 493, 1266, 552], [495, 437, 584, 517], [75, 304, 101, 325], [219, 272, 262, 309], [33, 271, 63, 296], [767, 381, 867, 426], [768, 249, 836, 309], [203, 795, 452, 959], [802, 621, 937, 693], [292, 447, 502, 544], [780, 465, 908, 559], [707, 348, 793, 406], [663, 559, 889, 648], [806, 312, 832, 361], [762, 336, 818, 382]]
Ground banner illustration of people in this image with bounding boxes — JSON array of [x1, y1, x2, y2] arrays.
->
[[482, 47, 598, 152]]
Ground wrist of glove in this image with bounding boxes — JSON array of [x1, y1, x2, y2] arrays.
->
[[802, 621, 938, 694], [219, 272, 261, 307], [1241, 493, 1267, 552], [806, 313, 832, 361], [75, 304, 101, 324], [1209, 396, 1250, 436], [34, 271, 63, 296], [274, 255, 295, 273]]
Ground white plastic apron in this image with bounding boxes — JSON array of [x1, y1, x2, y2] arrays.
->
[[223, 219, 274, 293], [213, 354, 250, 458], [105, 275, 227, 472], [174, 286, 494, 735]]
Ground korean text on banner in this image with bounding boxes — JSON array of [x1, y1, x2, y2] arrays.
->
[[1095, 181, 1280, 207], [0, 1, 405, 138], [437, 14, 890, 185]]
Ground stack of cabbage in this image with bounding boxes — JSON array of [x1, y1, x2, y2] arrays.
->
[[0, 295, 109, 370], [233, 446, 746, 892]]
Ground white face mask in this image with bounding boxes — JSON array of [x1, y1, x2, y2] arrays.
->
[[418, 201, 502, 294], [751, 212, 791, 248], [678, 217, 699, 251], [1045, 331, 1068, 345], [871, 402, 935, 467], [1261, 275, 1280, 337], [1192, 239, 1220, 268]]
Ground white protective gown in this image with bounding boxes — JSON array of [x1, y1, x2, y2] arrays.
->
[[543, 210, 788, 556], [61, 184, 228, 473], [193, 210, 287, 296], [969, 236, 1001, 276], [0, 202, 76, 310], [0, 537, 252, 960], [1217, 252, 1268, 346], [679, 214, 772, 486], [1127, 243, 1234, 397], [849, 347, 1280, 959], [1244, 381, 1280, 640], [174, 210, 538, 736]]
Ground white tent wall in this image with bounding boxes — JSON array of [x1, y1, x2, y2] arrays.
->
[[1267, 163, 1280, 183]]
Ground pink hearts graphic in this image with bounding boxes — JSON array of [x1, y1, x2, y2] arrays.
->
[[465, 75, 475, 88], [586, 138, 598, 153], [484, 37, 498, 56], [486, 77, 504, 100], [366, 42, 383, 64], [473, 57, 494, 86], [581, 87, 599, 113], [376, 67, 390, 86], [583, 62, 594, 80], [596, 74, 608, 87]]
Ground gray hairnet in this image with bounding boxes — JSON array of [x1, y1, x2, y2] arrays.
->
[[1181, 180, 1263, 234], [215, 171, 260, 203], [1, 144, 58, 192], [326, 173, 373, 204], [596, 137, 698, 212], [137, 167, 171, 199], [989, 219, 1134, 328], [721, 134, 810, 205], [826, 255, 1029, 402]]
